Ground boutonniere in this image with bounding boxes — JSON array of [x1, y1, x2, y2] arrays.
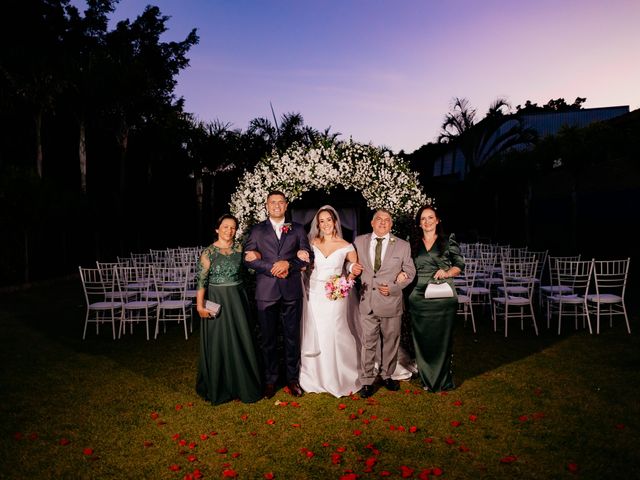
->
[[281, 223, 292, 234], [389, 237, 396, 244]]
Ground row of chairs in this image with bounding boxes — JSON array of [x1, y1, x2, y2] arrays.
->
[[79, 265, 196, 341], [456, 256, 630, 337]]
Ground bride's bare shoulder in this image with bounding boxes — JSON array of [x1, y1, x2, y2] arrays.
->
[[335, 238, 351, 248]]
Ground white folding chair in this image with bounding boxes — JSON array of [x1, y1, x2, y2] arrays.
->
[[153, 266, 192, 340], [96, 261, 136, 302], [548, 259, 593, 335], [540, 255, 581, 326], [587, 258, 631, 334], [492, 260, 538, 337], [118, 266, 158, 340], [79, 266, 123, 340], [456, 258, 477, 333]]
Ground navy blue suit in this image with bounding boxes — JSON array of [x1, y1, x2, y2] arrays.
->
[[244, 220, 312, 384]]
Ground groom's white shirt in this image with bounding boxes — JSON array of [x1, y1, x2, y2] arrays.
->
[[269, 218, 284, 240]]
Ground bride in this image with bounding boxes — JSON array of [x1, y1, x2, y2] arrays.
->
[[299, 205, 362, 397]]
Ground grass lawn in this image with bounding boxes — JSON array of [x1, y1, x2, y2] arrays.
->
[[0, 278, 638, 479]]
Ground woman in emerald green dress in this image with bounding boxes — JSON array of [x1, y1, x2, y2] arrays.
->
[[195, 214, 262, 404], [407, 205, 464, 392]]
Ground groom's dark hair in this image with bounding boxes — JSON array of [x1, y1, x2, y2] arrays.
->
[[267, 190, 288, 202]]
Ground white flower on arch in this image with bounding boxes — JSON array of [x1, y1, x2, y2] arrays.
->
[[229, 141, 431, 237]]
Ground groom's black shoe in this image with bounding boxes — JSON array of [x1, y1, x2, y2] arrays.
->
[[383, 378, 400, 391], [264, 383, 276, 399], [359, 385, 375, 398]]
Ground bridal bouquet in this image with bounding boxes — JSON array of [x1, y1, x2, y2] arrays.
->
[[325, 274, 355, 301]]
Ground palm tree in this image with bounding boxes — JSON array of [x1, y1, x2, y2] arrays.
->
[[438, 97, 537, 177]]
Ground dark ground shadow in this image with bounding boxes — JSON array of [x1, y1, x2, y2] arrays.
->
[[4, 276, 634, 393]]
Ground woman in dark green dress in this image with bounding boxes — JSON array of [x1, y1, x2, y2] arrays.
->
[[195, 214, 262, 404], [407, 205, 464, 392]]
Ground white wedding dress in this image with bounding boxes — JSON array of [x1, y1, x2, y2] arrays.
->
[[299, 244, 361, 397]]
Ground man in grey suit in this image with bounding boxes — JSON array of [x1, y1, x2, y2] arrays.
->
[[351, 209, 416, 398]]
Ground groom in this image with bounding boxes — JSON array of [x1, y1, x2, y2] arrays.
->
[[244, 191, 312, 399], [352, 209, 415, 398]]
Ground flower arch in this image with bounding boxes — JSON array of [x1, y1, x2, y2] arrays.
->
[[229, 141, 431, 237]]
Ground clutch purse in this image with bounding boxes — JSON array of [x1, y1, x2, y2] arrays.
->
[[424, 281, 454, 299], [205, 300, 221, 317]]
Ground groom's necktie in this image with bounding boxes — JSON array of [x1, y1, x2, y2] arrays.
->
[[374, 237, 384, 273]]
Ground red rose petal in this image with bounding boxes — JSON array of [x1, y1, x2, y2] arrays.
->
[[459, 445, 470, 452], [232, 452, 241, 458], [568, 462, 579, 474], [380, 471, 392, 477], [143, 440, 153, 447], [13, 432, 23, 441], [179, 439, 187, 446], [353, 429, 363, 436], [450, 420, 461, 427], [188, 442, 197, 449], [338, 403, 347, 410], [469, 414, 478, 422], [28, 432, 38, 440], [240, 414, 249, 421], [291, 423, 301, 428], [444, 437, 455, 445], [222, 469, 238, 478], [150, 412, 159, 420], [59, 438, 71, 446], [217, 447, 228, 454], [168, 464, 181, 471], [291, 401, 301, 407], [331, 453, 342, 464], [187, 454, 197, 462], [423, 437, 433, 443], [172, 433, 181, 441], [322, 442, 330, 447], [400, 465, 415, 478], [341, 474, 358, 480], [500, 455, 518, 464], [432, 467, 443, 476], [418, 470, 430, 480], [615, 423, 625, 430], [518, 415, 529, 422], [305, 450, 315, 458], [264, 473, 275, 479], [452, 400, 463, 406], [336, 446, 347, 453], [266, 419, 276, 425], [199, 434, 208, 440], [83, 448, 94, 456], [175, 404, 183, 411]]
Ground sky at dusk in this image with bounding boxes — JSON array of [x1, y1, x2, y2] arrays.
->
[[75, 0, 640, 153]]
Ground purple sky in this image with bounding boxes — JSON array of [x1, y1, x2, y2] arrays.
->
[[78, 0, 640, 153]]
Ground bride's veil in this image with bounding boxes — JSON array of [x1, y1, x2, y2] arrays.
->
[[307, 205, 343, 243]]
